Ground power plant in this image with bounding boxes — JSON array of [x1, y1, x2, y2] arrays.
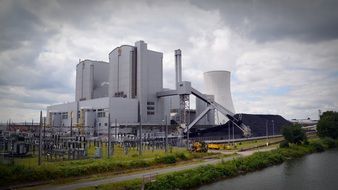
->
[[46, 40, 250, 138], [0, 40, 293, 165]]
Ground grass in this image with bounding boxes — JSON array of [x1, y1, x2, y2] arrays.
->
[[12, 145, 187, 167], [81, 138, 338, 190], [79, 179, 142, 190], [0, 146, 218, 187]]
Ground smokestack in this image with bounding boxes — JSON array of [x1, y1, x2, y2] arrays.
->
[[175, 49, 182, 89]]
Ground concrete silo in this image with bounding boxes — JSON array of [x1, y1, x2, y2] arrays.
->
[[75, 60, 109, 102], [203, 70, 235, 124]]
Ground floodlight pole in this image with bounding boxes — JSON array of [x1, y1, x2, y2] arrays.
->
[[272, 120, 275, 136], [108, 112, 111, 158], [115, 119, 118, 141], [139, 119, 142, 156], [165, 116, 168, 153], [70, 112, 73, 137], [232, 122, 234, 146], [228, 122, 230, 145], [38, 111, 42, 166], [266, 120, 269, 143]]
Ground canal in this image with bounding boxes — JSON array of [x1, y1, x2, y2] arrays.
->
[[199, 149, 338, 190]]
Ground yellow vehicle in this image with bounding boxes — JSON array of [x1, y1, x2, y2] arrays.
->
[[207, 143, 221, 150], [191, 141, 208, 152]]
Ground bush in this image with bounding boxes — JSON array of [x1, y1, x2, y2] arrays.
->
[[317, 111, 338, 139], [154, 155, 176, 164], [175, 152, 188, 161], [279, 141, 289, 148], [282, 124, 307, 144], [321, 137, 336, 148], [310, 141, 325, 152]]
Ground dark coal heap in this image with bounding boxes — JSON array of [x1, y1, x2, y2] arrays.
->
[[190, 113, 291, 139]]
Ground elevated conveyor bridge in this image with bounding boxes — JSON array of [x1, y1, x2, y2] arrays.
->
[[157, 81, 251, 137]]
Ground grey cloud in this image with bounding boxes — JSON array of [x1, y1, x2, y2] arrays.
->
[[0, 0, 337, 121], [0, 0, 56, 52], [191, 0, 338, 43]]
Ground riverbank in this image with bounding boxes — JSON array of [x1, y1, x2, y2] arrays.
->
[[82, 138, 338, 190], [0, 150, 220, 188]]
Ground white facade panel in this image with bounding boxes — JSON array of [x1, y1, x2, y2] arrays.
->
[[135, 41, 164, 124], [79, 97, 109, 110], [109, 97, 138, 124], [109, 45, 136, 99], [47, 102, 77, 126]]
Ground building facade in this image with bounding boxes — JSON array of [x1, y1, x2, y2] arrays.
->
[[47, 41, 165, 136]]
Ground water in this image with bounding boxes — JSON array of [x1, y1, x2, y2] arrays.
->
[[199, 150, 338, 190]]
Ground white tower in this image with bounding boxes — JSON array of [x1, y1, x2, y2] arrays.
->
[[204, 70, 235, 124]]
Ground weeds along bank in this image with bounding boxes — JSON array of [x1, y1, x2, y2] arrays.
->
[[80, 138, 338, 190], [0, 151, 212, 187]]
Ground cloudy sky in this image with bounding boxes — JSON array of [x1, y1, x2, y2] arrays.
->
[[0, 0, 337, 122]]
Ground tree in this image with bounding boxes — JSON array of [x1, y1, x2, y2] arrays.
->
[[282, 124, 307, 144], [317, 111, 338, 139]]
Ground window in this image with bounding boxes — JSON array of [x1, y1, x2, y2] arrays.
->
[[97, 111, 106, 118], [114, 91, 126, 98], [61, 112, 68, 119], [104, 123, 107, 126], [147, 102, 155, 115], [99, 123, 101, 126]]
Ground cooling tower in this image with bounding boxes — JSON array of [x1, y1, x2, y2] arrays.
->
[[203, 70, 235, 124]]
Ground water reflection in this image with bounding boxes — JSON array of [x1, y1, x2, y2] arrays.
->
[[199, 150, 338, 190]]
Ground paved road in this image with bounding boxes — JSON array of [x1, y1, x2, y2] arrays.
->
[[27, 147, 276, 190]]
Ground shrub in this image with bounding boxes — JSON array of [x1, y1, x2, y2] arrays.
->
[[175, 152, 188, 161], [279, 141, 289, 148], [321, 137, 336, 148], [129, 160, 150, 168], [317, 111, 338, 139], [310, 141, 325, 152], [282, 124, 307, 144], [154, 155, 176, 164]]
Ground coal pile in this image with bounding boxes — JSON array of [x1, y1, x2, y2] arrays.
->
[[190, 113, 291, 138]]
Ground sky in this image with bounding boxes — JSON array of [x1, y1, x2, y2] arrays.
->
[[0, 0, 337, 122]]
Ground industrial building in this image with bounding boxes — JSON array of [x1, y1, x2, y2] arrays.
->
[[47, 40, 246, 138]]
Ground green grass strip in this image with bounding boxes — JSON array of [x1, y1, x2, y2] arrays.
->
[[82, 138, 338, 190]]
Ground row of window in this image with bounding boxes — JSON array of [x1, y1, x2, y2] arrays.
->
[[97, 111, 105, 118], [61, 112, 68, 119], [147, 101, 155, 115], [98, 123, 108, 127]]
